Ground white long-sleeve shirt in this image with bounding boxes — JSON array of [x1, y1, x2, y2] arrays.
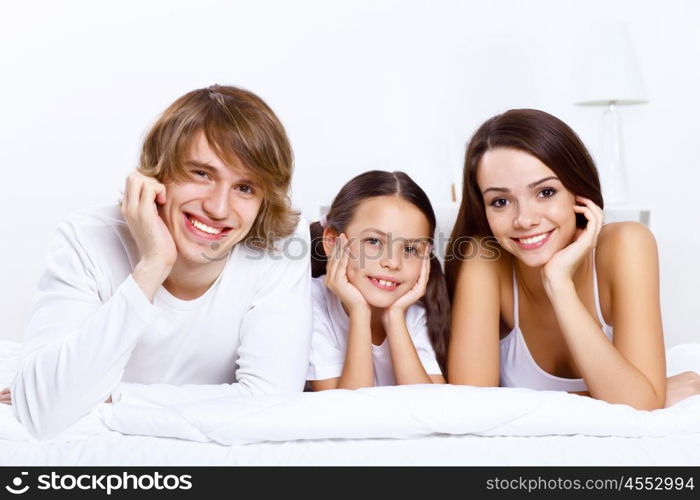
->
[[12, 205, 312, 438]]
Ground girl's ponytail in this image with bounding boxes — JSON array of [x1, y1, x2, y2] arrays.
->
[[423, 254, 451, 377], [310, 221, 328, 278]]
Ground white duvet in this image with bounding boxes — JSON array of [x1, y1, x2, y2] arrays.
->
[[2, 343, 700, 447]]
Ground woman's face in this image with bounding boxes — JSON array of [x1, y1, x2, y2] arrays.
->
[[326, 196, 431, 309], [476, 147, 578, 268]]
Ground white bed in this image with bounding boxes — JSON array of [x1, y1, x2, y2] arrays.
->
[[2, 341, 700, 466]]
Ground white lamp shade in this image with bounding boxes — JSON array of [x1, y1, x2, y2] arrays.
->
[[573, 19, 648, 106]]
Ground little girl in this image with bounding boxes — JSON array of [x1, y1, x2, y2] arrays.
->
[[307, 170, 450, 390]]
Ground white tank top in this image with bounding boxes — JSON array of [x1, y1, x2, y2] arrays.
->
[[499, 252, 613, 392]]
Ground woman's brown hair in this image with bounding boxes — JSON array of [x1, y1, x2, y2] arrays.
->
[[445, 108, 604, 297], [310, 170, 451, 375], [138, 84, 298, 248]]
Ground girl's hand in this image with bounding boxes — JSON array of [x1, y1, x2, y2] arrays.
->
[[665, 371, 700, 407], [121, 171, 178, 270], [325, 234, 368, 315], [542, 196, 603, 291], [0, 387, 11, 405], [386, 247, 431, 316]]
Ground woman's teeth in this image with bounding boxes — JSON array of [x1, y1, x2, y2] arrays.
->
[[188, 216, 223, 235], [519, 232, 548, 245]]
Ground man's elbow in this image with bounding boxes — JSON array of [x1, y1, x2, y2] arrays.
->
[[236, 374, 305, 396], [13, 395, 62, 440], [11, 382, 77, 440]]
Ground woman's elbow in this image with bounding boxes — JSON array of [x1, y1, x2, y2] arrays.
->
[[447, 371, 499, 387]]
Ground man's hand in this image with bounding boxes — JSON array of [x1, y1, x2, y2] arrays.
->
[[0, 387, 11, 405], [121, 171, 178, 301]]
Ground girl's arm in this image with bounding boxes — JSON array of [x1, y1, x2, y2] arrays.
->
[[545, 203, 666, 409], [447, 238, 502, 386], [384, 257, 445, 384], [310, 309, 374, 390], [384, 309, 445, 384], [308, 307, 374, 391], [310, 235, 375, 390], [328, 307, 375, 389]]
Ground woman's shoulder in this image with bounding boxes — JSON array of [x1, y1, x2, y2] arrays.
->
[[596, 222, 658, 276], [597, 222, 657, 258], [448, 236, 511, 319], [450, 236, 511, 277]]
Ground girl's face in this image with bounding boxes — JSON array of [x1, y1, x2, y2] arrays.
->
[[477, 147, 578, 268], [330, 196, 431, 309]]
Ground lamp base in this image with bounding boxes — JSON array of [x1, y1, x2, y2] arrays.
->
[[600, 103, 629, 205]]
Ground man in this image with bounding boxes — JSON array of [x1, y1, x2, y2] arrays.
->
[[10, 85, 312, 438]]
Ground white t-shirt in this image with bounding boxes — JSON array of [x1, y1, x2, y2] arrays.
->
[[307, 277, 441, 386], [12, 205, 312, 438]]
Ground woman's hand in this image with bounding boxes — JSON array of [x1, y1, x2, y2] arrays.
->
[[0, 387, 10, 405], [665, 371, 700, 407], [385, 248, 431, 318], [325, 234, 368, 315], [542, 196, 603, 293], [121, 171, 178, 268]]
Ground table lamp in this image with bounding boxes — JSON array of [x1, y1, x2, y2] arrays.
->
[[573, 19, 648, 205]]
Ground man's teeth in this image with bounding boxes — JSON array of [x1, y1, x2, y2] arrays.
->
[[188, 216, 223, 235], [374, 278, 398, 287], [519, 232, 549, 245]]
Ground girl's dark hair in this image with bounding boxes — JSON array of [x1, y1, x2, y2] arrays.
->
[[444, 108, 604, 297], [310, 170, 451, 375]]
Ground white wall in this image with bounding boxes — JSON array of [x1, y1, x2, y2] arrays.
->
[[1, 0, 698, 346]]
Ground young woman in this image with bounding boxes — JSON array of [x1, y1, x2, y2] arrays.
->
[[307, 170, 450, 390], [445, 108, 682, 410]]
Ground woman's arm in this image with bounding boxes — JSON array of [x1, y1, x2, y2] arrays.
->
[[547, 221, 666, 410], [447, 238, 502, 386]]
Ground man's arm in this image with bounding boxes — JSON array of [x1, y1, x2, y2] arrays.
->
[[111, 222, 313, 406], [12, 219, 162, 438]]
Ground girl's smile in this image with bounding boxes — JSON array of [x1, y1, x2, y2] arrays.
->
[[368, 274, 402, 291], [336, 196, 430, 309]]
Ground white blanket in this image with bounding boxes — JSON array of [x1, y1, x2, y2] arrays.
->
[[3, 343, 700, 447], [101, 343, 700, 445]]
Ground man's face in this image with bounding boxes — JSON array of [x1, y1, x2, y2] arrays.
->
[[158, 133, 264, 267]]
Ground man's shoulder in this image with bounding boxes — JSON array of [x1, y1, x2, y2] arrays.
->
[[55, 205, 133, 261], [234, 216, 310, 263], [60, 204, 126, 233]]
